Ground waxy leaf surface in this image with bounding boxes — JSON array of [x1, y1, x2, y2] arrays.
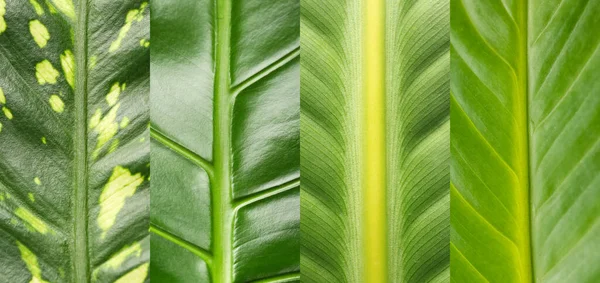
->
[[150, 0, 300, 282]]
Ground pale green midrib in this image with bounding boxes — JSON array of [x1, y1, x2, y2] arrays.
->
[[150, 127, 215, 178], [507, 0, 534, 282], [149, 225, 213, 265], [213, 0, 233, 282], [73, 0, 90, 281], [523, 0, 535, 281]]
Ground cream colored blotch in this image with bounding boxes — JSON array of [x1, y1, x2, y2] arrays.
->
[[15, 207, 48, 234], [29, 20, 50, 48], [109, 2, 148, 52], [16, 241, 50, 283], [0, 0, 7, 34], [97, 166, 144, 239], [114, 263, 148, 283], [60, 50, 74, 88], [49, 95, 64, 113], [0, 87, 5, 104], [35, 60, 60, 85]]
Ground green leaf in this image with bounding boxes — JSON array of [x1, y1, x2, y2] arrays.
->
[[451, 0, 600, 281], [300, 0, 449, 281], [0, 0, 150, 282], [149, 0, 300, 282]]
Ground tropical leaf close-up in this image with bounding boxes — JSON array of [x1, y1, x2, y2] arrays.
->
[[301, 0, 450, 282], [0, 0, 150, 282], [150, 0, 300, 282], [451, 0, 600, 282]]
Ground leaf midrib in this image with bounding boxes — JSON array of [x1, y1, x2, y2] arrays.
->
[[212, 0, 233, 282], [73, 0, 90, 281], [363, 0, 387, 282]]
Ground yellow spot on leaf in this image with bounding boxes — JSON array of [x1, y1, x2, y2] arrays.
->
[[115, 263, 148, 283], [106, 82, 123, 106], [107, 242, 142, 269], [49, 95, 64, 113], [16, 241, 50, 283], [60, 50, 74, 88], [35, 60, 60, 85], [0, 87, 5, 104], [15, 207, 48, 234], [49, 0, 74, 20], [29, 20, 50, 48], [139, 38, 149, 48], [34, 177, 41, 185], [97, 166, 144, 239], [28, 193, 35, 202], [90, 108, 102, 129], [29, 0, 45, 15], [119, 117, 129, 129], [41, 137, 46, 144], [109, 2, 147, 52], [3, 106, 13, 119], [138, 137, 145, 143], [92, 104, 120, 158], [0, 0, 6, 34], [0, 122, 3, 133], [44, 0, 56, 13], [89, 55, 97, 69]]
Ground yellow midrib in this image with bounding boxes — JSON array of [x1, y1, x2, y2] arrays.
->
[[363, 0, 387, 282]]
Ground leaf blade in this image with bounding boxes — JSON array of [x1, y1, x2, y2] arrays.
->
[[0, 0, 150, 282]]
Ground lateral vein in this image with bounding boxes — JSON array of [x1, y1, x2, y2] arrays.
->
[[232, 178, 300, 211], [150, 128, 214, 177], [150, 225, 213, 265], [231, 47, 300, 96]]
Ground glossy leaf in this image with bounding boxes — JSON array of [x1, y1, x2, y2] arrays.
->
[[301, 0, 449, 281], [150, 0, 300, 282], [0, 0, 150, 282], [451, 0, 600, 281]]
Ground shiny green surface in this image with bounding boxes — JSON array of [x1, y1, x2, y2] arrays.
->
[[0, 0, 150, 282], [451, 0, 600, 282], [300, 0, 450, 282], [150, 0, 300, 282]]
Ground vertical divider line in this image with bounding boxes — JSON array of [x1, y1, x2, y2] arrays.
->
[[363, 0, 387, 282], [213, 0, 233, 282], [73, 0, 90, 281]]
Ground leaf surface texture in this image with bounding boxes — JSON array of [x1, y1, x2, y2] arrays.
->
[[450, 0, 600, 282], [300, 0, 449, 281], [0, 0, 150, 282], [150, 0, 300, 282]]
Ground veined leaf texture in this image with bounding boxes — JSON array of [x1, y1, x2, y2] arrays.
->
[[0, 0, 598, 282], [150, 0, 300, 282], [301, 0, 450, 282], [0, 0, 150, 282], [451, 0, 600, 282]]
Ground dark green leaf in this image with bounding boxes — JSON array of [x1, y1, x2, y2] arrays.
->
[[150, 0, 300, 282], [0, 0, 150, 282]]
